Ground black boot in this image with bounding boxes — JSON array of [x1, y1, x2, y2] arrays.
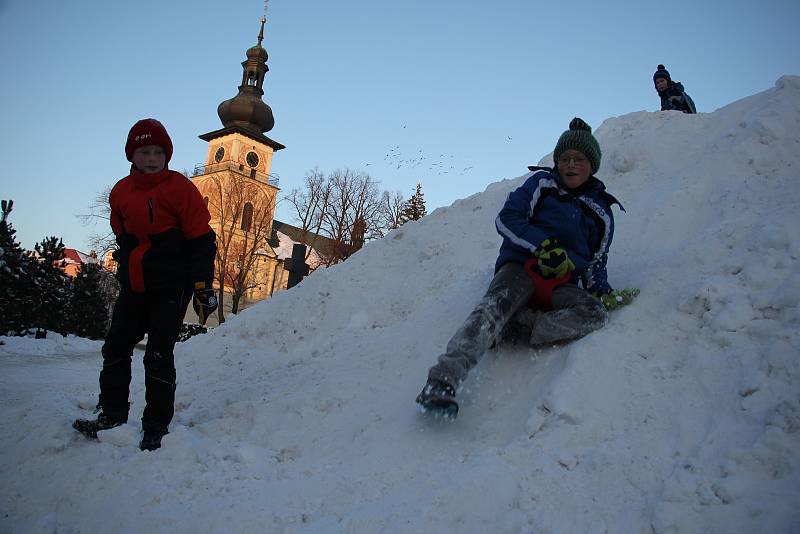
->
[[416, 379, 459, 418], [498, 308, 536, 346], [72, 413, 127, 439], [139, 422, 168, 451]]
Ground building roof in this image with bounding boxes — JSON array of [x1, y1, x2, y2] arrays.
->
[[63, 248, 99, 265], [267, 230, 324, 269], [272, 220, 336, 258]]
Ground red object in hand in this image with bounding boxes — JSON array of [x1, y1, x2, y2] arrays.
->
[[523, 257, 571, 311]]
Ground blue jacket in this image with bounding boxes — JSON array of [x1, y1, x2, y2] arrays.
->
[[494, 167, 623, 294], [658, 81, 696, 114]]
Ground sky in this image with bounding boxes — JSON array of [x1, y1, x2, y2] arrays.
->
[[2, 77, 799, 531], [0, 0, 799, 250]]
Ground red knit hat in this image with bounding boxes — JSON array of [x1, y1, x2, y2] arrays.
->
[[125, 119, 173, 163]]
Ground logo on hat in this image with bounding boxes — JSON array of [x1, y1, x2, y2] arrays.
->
[[125, 118, 173, 163]]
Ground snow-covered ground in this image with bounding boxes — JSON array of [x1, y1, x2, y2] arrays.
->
[[2, 76, 799, 533]]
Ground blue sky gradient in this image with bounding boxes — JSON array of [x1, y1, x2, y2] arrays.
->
[[1, 0, 798, 250]]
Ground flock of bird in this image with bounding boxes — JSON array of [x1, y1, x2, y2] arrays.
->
[[366, 145, 475, 177], [357, 125, 516, 180]]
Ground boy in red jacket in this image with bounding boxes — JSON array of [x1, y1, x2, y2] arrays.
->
[[73, 119, 217, 451]]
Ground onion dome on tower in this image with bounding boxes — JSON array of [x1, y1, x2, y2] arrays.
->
[[218, 16, 274, 134], [200, 16, 285, 151]]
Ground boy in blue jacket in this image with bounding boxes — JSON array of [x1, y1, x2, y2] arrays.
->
[[654, 64, 696, 114], [417, 118, 623, 417]]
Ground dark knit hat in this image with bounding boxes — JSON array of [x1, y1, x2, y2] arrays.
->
[[125, 119, 173, 163], [553, 117, 601, 174], [653, 64, 671, 83]]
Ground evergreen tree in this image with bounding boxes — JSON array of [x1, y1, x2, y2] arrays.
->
[[0, 202, 35, 335], [66, 263, 110, 339], [30, 236, 70, 336], [399, 183, 427, 226]]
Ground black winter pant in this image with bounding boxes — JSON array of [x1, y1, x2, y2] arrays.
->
[[98, 288, 191, 430]]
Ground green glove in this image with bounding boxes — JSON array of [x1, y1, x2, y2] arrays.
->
[[595, 288, 640, 310], [534, 238, 575, 279]]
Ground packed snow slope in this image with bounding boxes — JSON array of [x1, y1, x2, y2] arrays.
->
[[2, 76, 799, 533]]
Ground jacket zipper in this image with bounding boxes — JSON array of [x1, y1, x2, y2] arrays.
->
[[147, 198, 154, 224]]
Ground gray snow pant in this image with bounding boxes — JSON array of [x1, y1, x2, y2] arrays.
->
[[427, 262, 608, 388]]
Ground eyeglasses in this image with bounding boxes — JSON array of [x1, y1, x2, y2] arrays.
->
[[557, 155, 589, 166]]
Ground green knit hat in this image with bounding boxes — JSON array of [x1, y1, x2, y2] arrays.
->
[[553, 117, 601, 174]]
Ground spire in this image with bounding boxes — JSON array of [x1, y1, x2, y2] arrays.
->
[[216, 18, 275, 134]]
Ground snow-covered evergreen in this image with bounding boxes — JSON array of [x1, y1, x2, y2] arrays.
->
[[30, 236, 70, 336], [0, 217, 34, 335], [65, 263, 111, 340], [1, 77, 799, 533]]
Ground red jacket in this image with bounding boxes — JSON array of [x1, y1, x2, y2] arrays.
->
[[110, 169, 216, 293]]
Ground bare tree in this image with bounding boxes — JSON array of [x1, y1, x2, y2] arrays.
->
[[76, 185, 116, 254], [286, 167, 331, 263], [347, 171, 385, 244], [286, 168, 412, 266], [317, 168, 384, 266], [378, 190, 405, 236], [200, 174, 276, 322]]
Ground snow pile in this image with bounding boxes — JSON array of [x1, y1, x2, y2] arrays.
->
[[0, 334, 103, 357], [1, 77, 799, 533]]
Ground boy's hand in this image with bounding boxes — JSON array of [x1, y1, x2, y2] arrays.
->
[[193, 283, 218, 324], [534, 238, 575, 279]]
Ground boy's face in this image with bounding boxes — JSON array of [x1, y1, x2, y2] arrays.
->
[[557, 149, 592, 189], [132, 145, 166, 174], [655, 77, 669, 91]]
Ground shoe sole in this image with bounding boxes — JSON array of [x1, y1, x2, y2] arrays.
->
[[417, 398, 459, 419], [72, 419, 124, 439]]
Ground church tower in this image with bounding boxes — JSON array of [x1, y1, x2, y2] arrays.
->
[[192, 17, 287, 321], [197, 16, 284, 183]]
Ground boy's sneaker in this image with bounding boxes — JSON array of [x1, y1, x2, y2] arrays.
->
[[416, 379, 459, 418], [139, 423, 168, 451], [72, 413, 126, 439]]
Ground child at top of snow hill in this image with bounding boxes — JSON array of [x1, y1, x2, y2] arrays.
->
[[653, 64, 696, 114], [73, 118, 217, 451], [416, 117, 625, 418]]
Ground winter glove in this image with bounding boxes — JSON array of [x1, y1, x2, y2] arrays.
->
[[192, 282, 218, 325], [534, 238, 575, 279], [593, 288, 640, 310]]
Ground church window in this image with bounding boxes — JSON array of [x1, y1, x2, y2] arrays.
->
[[241, 202, 253, 232]]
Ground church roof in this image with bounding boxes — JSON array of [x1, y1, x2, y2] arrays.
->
[[210, 16, 278, 138], [198, 125, 285, 151]]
